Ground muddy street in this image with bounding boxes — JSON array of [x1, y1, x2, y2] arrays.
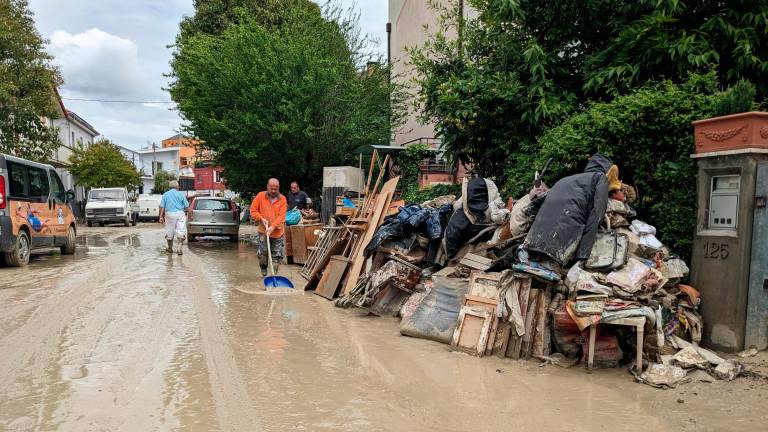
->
[[0, 224, 763, 432]]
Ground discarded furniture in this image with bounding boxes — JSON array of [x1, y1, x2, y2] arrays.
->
[[587, 316, 645, 373], [315, 255, 351, 300], [289, 223, 322, 265]]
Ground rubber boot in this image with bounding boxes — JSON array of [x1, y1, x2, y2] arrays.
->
[[175, 237, 184, 255], [166, 239, 173, 253], [272, 261, 280, 275]]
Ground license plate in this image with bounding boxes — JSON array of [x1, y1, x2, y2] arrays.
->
[[203, 228, 223, 234]]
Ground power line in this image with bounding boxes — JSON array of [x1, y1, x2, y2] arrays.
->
[[61, 97, 176, 104]]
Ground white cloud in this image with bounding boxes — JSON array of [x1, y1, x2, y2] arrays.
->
[[49, 28, 155, 100]]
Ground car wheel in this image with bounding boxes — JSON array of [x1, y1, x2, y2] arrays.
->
[[87, 221, 93, 227], [5, 230, 31, 267], [61, 225, 76, 255], [124, 216, 130, 227], [131, 214, 137, 226]]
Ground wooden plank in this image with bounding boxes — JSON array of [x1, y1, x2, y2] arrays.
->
[[519, 288, 540, 360], [342, 176, 400, 295], [285, 225, 293, 259], [493, 322, 512, 358], [532, 289, 551, 359], [459, 253, 493, 271], [507, 277, 532, 359], [315, 255, 351, 300]]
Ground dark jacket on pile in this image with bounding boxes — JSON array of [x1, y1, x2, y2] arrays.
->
[[523, 154, 612, 266]]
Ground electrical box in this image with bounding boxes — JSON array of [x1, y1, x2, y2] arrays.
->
[[709, 175, 740, 229], [691, 112, 768, 352]]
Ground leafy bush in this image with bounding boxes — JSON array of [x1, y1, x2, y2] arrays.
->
[[402, 183, 461, 205], [713, 80, 756, 116], [393, 143, 436, 203], [507, 74, 750, 261]]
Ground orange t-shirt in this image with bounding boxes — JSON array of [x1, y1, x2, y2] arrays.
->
[[250, 192, 287, 238]]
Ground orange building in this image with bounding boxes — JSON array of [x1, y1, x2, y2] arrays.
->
[[161, 133, 207, 167]]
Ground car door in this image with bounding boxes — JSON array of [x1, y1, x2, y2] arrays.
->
[[25, 164, 55, 247], [48, 169, 70, 241]]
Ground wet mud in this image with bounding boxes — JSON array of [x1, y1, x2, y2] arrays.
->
[[0, 224, 765, 431]]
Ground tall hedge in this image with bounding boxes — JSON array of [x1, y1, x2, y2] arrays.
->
[[507, 74, 750, 260]]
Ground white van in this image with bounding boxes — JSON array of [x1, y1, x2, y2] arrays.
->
[[137, 194, 162, 221], [85, 187, 137, 227]]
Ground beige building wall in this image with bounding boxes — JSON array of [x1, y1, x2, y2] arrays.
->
[[389, 0, 475, 147]]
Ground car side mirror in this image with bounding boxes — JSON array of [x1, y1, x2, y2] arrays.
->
[[65, 189, 76, 203]]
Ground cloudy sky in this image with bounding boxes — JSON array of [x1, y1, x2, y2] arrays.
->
[[27, 0, 388, 150]]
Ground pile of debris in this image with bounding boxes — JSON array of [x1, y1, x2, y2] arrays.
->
[[302, 153, 743, 387]]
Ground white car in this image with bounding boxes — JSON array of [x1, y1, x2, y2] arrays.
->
[[85, 187, 137, 227], [136, 194, 162, 221]]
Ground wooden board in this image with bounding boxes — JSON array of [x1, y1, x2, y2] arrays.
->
[[285, 226, 293, 259], [451, 305, 493, 356], [468, 271, 502, 299], [342, 176, 400, 295], [315, 255, 351, 300], [520, 289, 540, 360], [507, 277, 532, 359], [290, 224, 322, 265], [532, 289, 552, 359], [460, 253, 493, 271]]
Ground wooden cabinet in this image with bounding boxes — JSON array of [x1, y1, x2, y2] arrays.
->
[[289, 224, 322, 265]]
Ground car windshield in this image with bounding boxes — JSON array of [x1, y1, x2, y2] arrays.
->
[[195, 199, 231, 210], [89, 190, 124, 201]]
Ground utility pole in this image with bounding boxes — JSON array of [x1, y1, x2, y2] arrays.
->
[[458, 0, 465, 60]]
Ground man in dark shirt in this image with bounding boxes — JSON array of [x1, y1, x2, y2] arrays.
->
[[287, 181, 309, 210]]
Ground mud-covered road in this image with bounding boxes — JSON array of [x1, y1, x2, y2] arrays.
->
[[0, 224, 766, 432]]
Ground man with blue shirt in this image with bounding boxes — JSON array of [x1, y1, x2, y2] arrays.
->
[[159, 180, 190, 255]]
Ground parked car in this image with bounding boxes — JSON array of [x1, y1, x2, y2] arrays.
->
[[0, 154, 78, 266], [187, 197, 239, 242], [85, 187, 138, 227], [136, 194, 162, 222]]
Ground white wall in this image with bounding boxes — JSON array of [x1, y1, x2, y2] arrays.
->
[[136, 150, 180, 177], [389, 0, 475, 146], [51, 116, 96, 164]]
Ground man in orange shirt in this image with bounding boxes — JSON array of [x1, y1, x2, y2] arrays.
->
[[250, 178, 288, 276]]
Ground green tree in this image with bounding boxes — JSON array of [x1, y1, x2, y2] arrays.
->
[[411, 0, 768, 183], [69, 139, 141, 190], [151, 170, 177, 195], [169, 3, 403, 195], [0, 0, 63, 160]]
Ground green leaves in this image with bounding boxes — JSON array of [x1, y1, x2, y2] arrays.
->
[[69, 139, 141, 190], [0, 0, 63, 160]]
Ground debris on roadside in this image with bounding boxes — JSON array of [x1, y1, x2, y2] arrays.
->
[[301, 152, 758, 388]]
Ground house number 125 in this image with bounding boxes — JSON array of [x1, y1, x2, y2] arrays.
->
[[704, 242, 729, 260]]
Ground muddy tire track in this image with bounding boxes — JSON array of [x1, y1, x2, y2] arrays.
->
[[0, 251, 125, 394], [182, 251, 263, 432]]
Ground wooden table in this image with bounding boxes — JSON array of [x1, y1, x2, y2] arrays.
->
[[587, 316, 645, 373]]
